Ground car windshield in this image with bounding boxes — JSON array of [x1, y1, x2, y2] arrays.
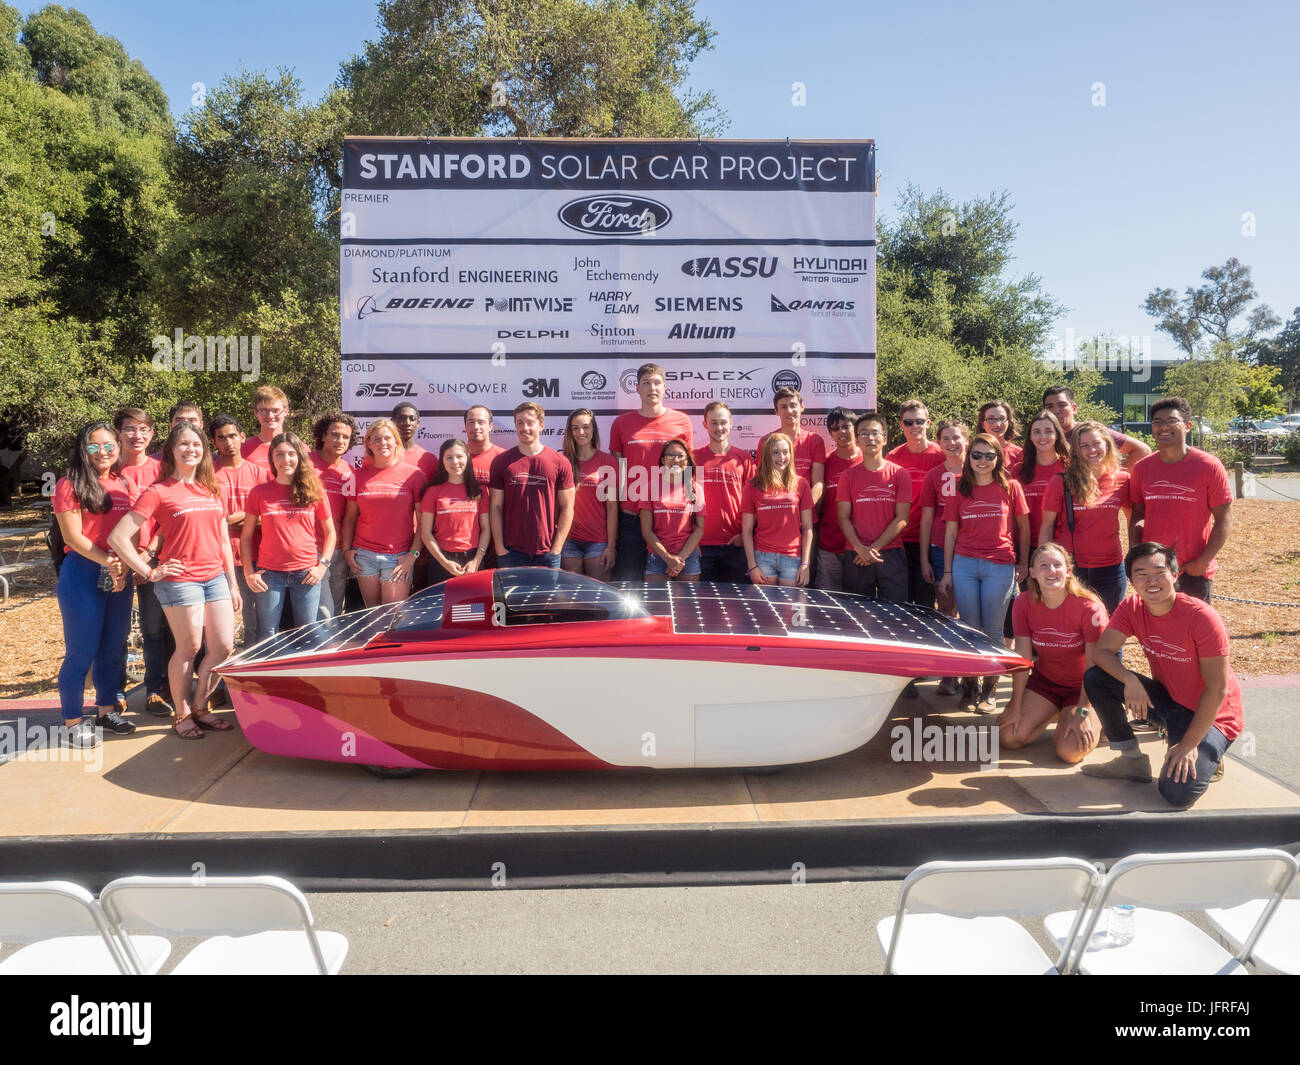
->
[[492, 568, 650, 626]]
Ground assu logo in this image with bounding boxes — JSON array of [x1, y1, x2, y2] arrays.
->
[[558, 195, 672, 235], [681, 256, 778, 279], [356, 382, 418, 398], [772, 370, 803, 393], [522, 377, 560, 399], [581, 371, 607, 391]]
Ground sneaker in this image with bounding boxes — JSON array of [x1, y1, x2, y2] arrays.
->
[[61, 717, 99, 750], [95, 709, 136, 735], [1081, 752, 1153, 782], [937, 676, 959, 697], [1210, 760, 1224, 783], [902, 680, 919, 698], [976, 676, 999, 714], [144, 693, 174, 717]]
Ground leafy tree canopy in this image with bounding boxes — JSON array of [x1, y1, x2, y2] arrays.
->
[[1142, 257, 1280, 358]]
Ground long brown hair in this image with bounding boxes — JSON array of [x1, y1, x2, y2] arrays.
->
[[562, 408, 600, 482], [158, 423, 221, 499], [753, 432, 797, 492], [978, 399, 1019, 445], [269, 431, 324, 506], [958, 433, 1008, 497], [1063, 421, 1119, 507], [1027, 541, 1103, 607], [1018, 410, 1070, 484]]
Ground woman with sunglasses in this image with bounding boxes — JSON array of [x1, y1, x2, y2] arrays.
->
[[977, 400, 1022, 470], [938, 434, 1030, 712], [1039, 421, 1131, 612], [999, 542, 1106, 763], [640, 439, 704, 581], [744, 432, 815, 587], [53, 423, 133, 747]]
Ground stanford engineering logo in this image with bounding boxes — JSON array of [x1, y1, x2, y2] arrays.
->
[[558, 196, 672, 235]]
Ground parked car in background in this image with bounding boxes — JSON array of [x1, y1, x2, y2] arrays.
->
[[1275, 414, 1300, 431], [1230, 417, 1290, 435]]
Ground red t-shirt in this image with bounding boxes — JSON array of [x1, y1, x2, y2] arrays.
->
[[352, 463, 426, 553], [818, 448, 862, 552], [419, 481, 486, 554], [742, 477, 813, 557], [920, 464, 962, 548], [997, 442, 1023, 469], [245, 481, 331, 571], [489, 446, 575, 555], [469, 444, 506, 491], [758, 428, 827, 485], [694, 444, 755, 546], [885, 442, 945, 543], [638, 478, 700, 555], [570, 451, 617, 544], [310, 451, 356, 526], [838, 461, 912, 552], [1012, 592, 1108, 692], [131, 478, 228, 582], [1041, 471, 1130, 567], [240, 436, 272, 475], [1108, 593, 1243, 740], [119, 456, 163, 545], [1014, 458, 1064, 545], [215, 460, 268, 567], [400, 443, 440, 481], [53, 475, 133, 554], [943, 479, 1029, 565], [1129, 448, 1232, 577], [610, 409, 693, 508]]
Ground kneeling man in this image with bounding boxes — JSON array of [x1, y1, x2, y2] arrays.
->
[[1081, 541, 1242, 808]]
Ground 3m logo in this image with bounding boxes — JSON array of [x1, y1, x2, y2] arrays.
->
[[522, 378, 559, 399]]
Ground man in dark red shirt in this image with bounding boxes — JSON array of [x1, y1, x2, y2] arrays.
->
[[1082, 542, 1242, 807], [489, 403, 575, 568], [886, 398, 944, 609]]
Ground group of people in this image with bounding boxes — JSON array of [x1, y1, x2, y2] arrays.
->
[[52, 371, 1243, 808]]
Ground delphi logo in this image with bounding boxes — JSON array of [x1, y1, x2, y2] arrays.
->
[[558, 195, 672, 235], [356, 382, 418, 398]]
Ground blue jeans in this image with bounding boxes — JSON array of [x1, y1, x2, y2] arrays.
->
[[254, 570, 323, 640], [1077, 562, 1127, 615], [951, 554, 1015, 643], [499, 548, 561, 569], [135, 579, 169, 696], [1084, 665, 1231, 809], [233, 567, 261, 646], [613, 509, 646, 580], [56, 552, 133, 722]]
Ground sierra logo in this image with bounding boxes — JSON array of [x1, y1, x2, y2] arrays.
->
[[558, 196, 671, 235], [681, 256, 778, 279]]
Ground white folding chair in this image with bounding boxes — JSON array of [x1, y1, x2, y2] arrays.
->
[[877, 857, 1100, 975], [99, 875, 348, 975], [0, 881, 168, 975], [1205, 854, 1300, 974], [1044, 849, 1296, 975]]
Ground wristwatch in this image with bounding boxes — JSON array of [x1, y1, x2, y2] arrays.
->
[[319, 556, 332, 567]]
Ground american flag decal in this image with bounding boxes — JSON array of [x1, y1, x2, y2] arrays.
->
[[450, 603, 486, 623]]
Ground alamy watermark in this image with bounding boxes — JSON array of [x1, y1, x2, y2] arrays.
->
[[151, 328, 261, 382], [0, 720, 103, 772], [890, 716, 999, 772], [1045, 328, 1151, 383]]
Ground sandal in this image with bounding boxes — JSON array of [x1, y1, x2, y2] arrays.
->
[[172, 714, 204, 740], [191, 705, 233, 731]]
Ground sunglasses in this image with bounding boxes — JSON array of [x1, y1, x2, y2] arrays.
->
[[969, 451, 998, 461], [902, 418, 928, 427], [86, 443, 118, 455]]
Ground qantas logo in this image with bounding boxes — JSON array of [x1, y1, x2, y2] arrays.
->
[[769, 294, 855, 313]]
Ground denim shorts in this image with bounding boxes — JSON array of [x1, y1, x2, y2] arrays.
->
[[646, 548, 701, 577], [563, 538, 607, 561], [755, 550, 802, 581], [353, 547, 408, 579], [155, 573, 231, 607]]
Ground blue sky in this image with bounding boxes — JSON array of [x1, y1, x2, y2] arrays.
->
[[21, 0, 1300, 363]]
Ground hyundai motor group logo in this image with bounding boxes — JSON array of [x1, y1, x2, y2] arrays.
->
[[558, 195, 672, 235]]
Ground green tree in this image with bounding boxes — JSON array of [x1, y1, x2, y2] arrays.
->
[[1142, 257, 1280, 357], [1161, 344, 1244, 429], [1234, 363, 1285, 420], [1253, 306, 1300, 402]]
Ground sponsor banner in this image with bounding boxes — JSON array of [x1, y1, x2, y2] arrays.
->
[[341, 137, 875, 438]]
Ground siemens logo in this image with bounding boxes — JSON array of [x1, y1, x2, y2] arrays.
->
[[653, 296, 743, 312]]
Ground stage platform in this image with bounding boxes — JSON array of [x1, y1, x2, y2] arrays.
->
[[2, 681, 1297, 889]]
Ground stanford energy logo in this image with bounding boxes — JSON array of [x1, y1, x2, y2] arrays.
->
[[558, 196, 671, 235]]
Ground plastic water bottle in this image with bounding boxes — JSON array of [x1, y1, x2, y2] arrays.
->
[[1108, 904, 1135, 947]]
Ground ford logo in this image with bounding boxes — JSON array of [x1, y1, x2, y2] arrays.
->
[[558, 195, 672, 235]]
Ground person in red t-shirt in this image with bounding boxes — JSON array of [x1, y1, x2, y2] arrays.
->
[[978, 399, 1023, 470], [464, 405, 505, 570], [310, 412, 359, 617], [419, 439, 490, 584], [560, 409, 617, 578], [1040, 421, 1131, 612], [758, 387, 826, 507], [242, 432, 336, 639], [1082, 542, 1242, 807], [1042, 385, 1151, 464], [110, 423, 240, 740], [1000, 543, 1107, 763], [836, 413, 911, 602], [1128, 396, 1233, 604], [918, 418, 970, 697], [939, 434, 1030, 712], [694, 401, 755, 583], [341, 418, 426, 606], [212, 415, 269, 647], [1015, 410, 1070, 542], [815, 406, 861, 592], [390, 402, 439, 593], [610, 364, 693, 579], [743, 433, 814, 586], [240, 385, 289, 474], [489, 403, 575, 568], [640, 440, 704, 581], [52, 422, 133, 747], [886, 398, 944, 609]]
